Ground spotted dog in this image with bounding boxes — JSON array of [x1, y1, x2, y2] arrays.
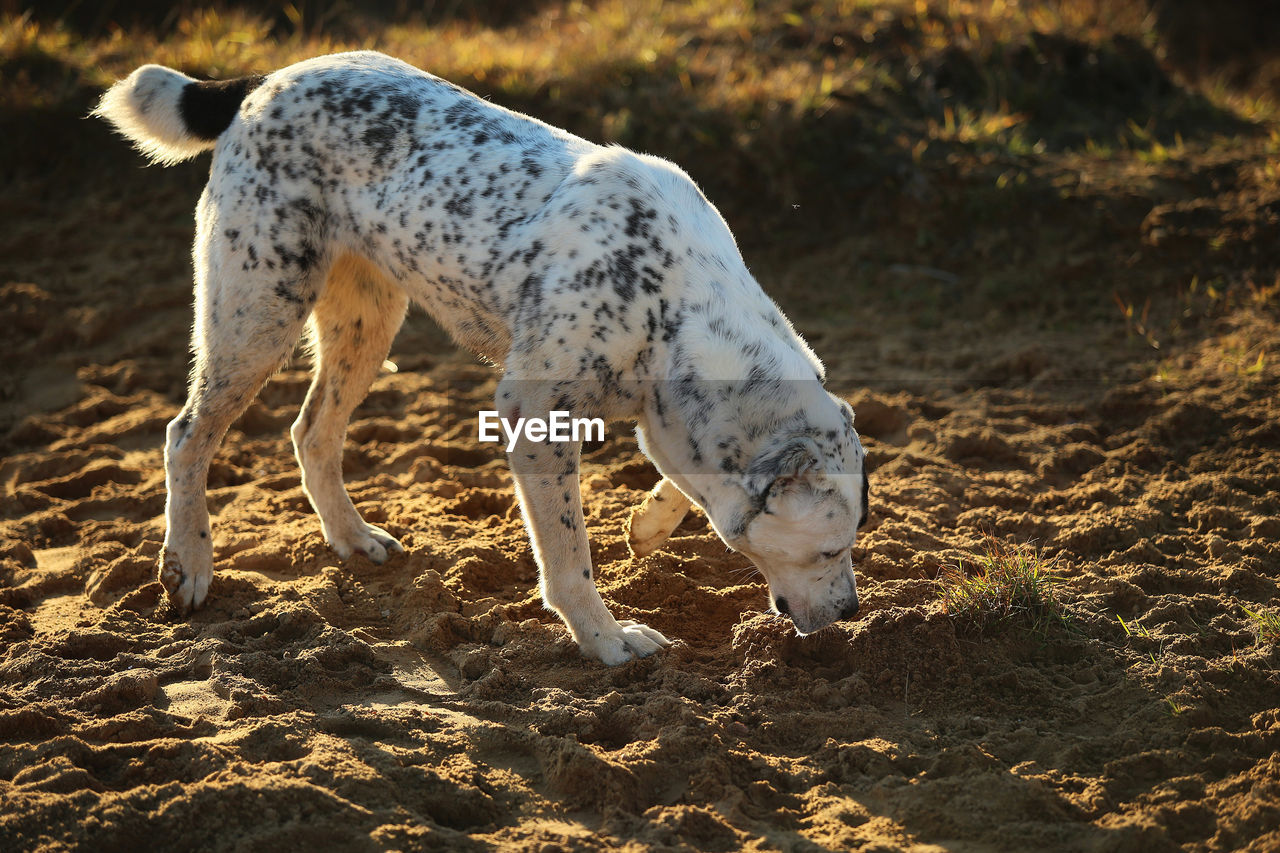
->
[[95, 51, 869, 665]]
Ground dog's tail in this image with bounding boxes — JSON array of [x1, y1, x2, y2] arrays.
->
[[93, 65, 265, 165]]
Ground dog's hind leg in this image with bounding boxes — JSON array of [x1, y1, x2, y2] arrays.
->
[[291, 254, 408, 563], [161, 196, 322, 610], [626, 477, 693, 557]]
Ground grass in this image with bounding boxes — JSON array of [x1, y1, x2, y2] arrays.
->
[[1117, 613, 1162, 664], [1243, 607, 1280, 646], [1113, 292, 1161, 351], [3, 1, 1277, 229], [937, 540, 1066, 635]]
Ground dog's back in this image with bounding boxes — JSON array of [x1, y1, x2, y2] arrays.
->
[[96, 52, 654, 361]]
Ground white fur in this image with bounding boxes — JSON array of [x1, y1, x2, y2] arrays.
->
[[93, 65, 215, 166]]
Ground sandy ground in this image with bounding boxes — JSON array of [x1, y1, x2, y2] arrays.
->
[[2, 103, 1280, 852]]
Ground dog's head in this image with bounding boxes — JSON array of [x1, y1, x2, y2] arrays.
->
[[638, 388, 869, 633], [728, 410, 868, 633]]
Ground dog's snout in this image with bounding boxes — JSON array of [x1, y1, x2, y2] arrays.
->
[[839, 599, 860, 620], [774, 596, 791, 616]]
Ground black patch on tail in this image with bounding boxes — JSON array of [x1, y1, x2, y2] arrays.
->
[[179, 75, 266, 141]]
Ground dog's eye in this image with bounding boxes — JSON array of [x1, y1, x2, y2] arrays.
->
[[820, 548, 848, 561]]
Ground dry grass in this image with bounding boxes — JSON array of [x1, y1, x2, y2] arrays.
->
[[3, 1, 1276, 233], [3, 1, 1277, 354], [938, 540, 1066, 635]]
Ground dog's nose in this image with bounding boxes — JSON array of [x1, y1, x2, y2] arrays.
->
[[839, 599, 860, 620], [774, 596, 791, 616]]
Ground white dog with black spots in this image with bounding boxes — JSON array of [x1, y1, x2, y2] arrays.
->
[[95, 51, 869, 665]]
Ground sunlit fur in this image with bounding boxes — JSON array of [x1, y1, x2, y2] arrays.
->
[[94, 50, 867, 665], [94, 65, 217, 165]]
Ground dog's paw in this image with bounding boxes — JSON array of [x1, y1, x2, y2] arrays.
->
[[330, 523, 405, 564], [625, 482, 691, 558], [159, 549, 211, 612], [581, 620, 671, 666], [626, 523, 668, 558]]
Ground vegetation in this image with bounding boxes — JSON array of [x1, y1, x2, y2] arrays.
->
[[937, 539, 1066, 635], [4, 1, 1277, 232], [1243, 607, 1280, 646], [6, 1, 1277, 356]]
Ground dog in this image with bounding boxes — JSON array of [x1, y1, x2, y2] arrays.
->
[[94, 51, 869, 665]]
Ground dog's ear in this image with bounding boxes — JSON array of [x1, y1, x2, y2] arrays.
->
[[744, 436, 822, 502], [858, 466, 870, 529]]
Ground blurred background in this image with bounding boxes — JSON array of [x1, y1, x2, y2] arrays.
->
[[2, 0, 1279, 404]]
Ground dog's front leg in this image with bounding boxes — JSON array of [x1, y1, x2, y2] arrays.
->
[[497, 384, 670, 665]]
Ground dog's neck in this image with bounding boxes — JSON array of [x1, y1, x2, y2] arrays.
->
[[637, 270, 840, 543]]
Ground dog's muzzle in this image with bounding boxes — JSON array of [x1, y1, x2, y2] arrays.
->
[[778, 597, 860, 634]]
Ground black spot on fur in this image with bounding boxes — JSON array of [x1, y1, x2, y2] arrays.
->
[[386, 91, 419, 119], [518, 273, 544, 311], [444, 192, 475, 218], [179, 75, 266, 141], [363, 123, 398, 167], [274, 282, 304, 305], [624, 198, 657, 239]]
